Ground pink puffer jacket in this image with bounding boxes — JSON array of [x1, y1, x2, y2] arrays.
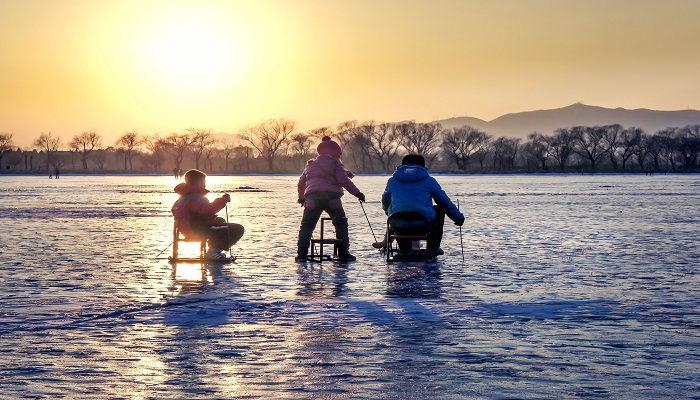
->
[[298, 155, 360, 199]]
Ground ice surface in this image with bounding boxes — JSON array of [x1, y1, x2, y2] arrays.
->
[[0, 174, 698, 399]]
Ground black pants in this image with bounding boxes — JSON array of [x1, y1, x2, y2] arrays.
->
[[396, 206, 445, 253], [207, 223, 245, 251], [297, 193, 349, 256]]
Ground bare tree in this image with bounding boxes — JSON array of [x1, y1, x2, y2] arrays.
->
[[0, 132, 14, 169], [233, 145, 254, 171], [655, 128, 678, 171], [492, 137, 521, 170], [240, 118, 297, 171], [290, 132, 313, 170], [397, 122, 442, 167], [618, 127, 644, 171], [601, 124, 624, 170], [186, 128, 216, 170], [640, 132, 664, 171], [221, 142, 236, 171], [203, 142, 219, 171], [572, 126, 607, 171], [547, 128, 575, 171], [523, 132, 551, 171], [365, 122, 401, 173], [68, 130, 102, 170], [159, 132, 194, 171], [308, 126, 334, 138], [94, 148, 111, 171], [141, 135, 164, 171], [442, 125, 489, 170], [675, 124, 700, 170], [33, 132, 61, 173], [336, 120, 365, 171], [115, 130, 143, 170]]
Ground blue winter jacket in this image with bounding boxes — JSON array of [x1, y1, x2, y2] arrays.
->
[[381, 164, 464, 224]]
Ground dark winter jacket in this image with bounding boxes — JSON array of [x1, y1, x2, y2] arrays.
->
[[381, 164, 464, 224], [171, 182, 228, 238], [298, 154, 360, 199]]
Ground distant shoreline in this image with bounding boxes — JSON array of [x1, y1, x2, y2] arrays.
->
[[1, 169, 696, 177]]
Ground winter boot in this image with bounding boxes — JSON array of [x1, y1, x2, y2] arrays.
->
[[295, 248, 309, 262]]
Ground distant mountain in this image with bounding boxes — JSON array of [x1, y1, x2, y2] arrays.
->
[[433, 103, 700, 138]]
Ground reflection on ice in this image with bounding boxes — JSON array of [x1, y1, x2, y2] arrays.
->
[[0, 174, 698, 399], [385, 263, 442, 299]]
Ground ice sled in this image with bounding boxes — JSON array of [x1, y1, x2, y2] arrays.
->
[[385, 212, 434, 263], [309, 217, 343, 263]]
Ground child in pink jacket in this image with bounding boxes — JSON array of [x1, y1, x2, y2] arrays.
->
[[296, 136, 365, 262]]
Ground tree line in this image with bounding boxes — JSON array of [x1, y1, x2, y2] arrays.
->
[[1, 119, 699, 174]]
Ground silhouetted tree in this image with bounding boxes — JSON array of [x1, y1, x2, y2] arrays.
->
[[548, 128, 575, 171], [366, 122, 401, 173], [241, 118, 297, 171], [618, 127, 643, 170], [398, 122, 442, 168], [233, 145, 253, 171], [142, 136, 166, 171], [492, 137, 521, 170], [203, 142, 218, 171], [601, 124, 624, 170], [33, 132, 61, 173], [572, 126, 607, 171], [290, 132, 313, 170], [675, 124, 700, 170], [0, 132, 14, 169], [187, 128, 216, 170], [345, 122, 375, 172], [442, 126, 490, 170], [115, 130, 143, 170], [221, 142, 236, 171], [655, 128, 677, 171], [523, 132, 550, 171], [69, 130, 102, 170], [159, 132, 194, 171], [337, 120, 373, 172], [640, 132, 664, 171]]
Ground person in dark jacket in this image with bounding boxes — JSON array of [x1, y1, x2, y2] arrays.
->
[[381, 154, 464, 257], [296, 136, 365, 262], [172, 169, 244, 261]]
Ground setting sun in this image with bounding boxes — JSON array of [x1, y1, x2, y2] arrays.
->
[[135, 9, 250, 93], [1, 0, 700, 149]]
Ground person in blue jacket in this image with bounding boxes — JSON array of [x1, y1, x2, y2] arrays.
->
[[380, 154, 465, 257]]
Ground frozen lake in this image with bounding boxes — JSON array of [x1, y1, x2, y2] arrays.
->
[[0, 173, 698, 399]]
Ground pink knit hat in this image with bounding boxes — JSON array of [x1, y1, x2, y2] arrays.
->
[[317, 136, 342, 156]]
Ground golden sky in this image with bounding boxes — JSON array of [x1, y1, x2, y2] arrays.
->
[[2, 0, 700, 148]]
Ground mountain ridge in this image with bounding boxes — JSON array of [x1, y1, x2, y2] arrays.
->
[[433, 103, 700, 138]]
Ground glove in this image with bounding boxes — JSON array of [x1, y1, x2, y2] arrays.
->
[[298, 198, 306, 207], [222, 193, 231, 202], [355, 192, 366, 202], [455, 214, 465, 227]]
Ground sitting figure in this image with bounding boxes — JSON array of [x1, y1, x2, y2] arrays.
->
[[172, 169, 244, 261], [381, 154, 465, 257]]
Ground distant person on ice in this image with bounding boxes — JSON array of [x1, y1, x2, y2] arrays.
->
[[172, 169, 244, 262], [379, 154, 465, 257], [296, 136, 365, 262]]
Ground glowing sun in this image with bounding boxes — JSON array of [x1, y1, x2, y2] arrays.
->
[[140, 12, 248, 92]]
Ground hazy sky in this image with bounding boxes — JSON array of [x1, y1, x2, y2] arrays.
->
[[2, 0, 700, 148]]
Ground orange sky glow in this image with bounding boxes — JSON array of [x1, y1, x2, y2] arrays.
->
[[2, 0, 700, 148]]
